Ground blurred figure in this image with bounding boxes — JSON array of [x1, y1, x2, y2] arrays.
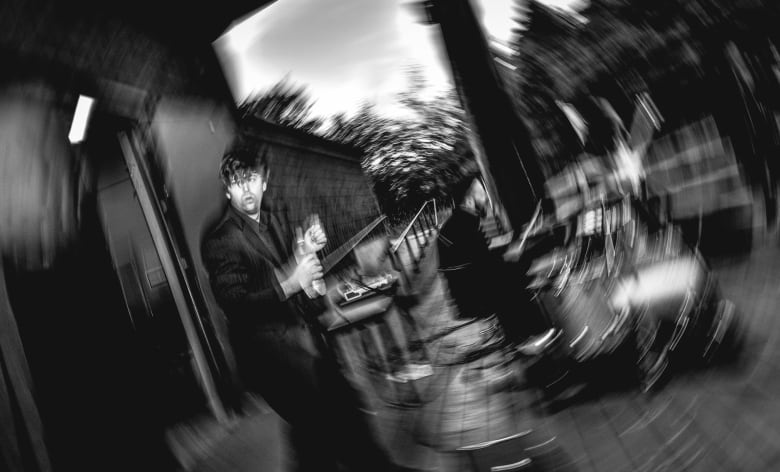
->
[[201, 139, 407, 472], [0, 81, 85, 472], [0, 82, 83, 270], [437, 169, 555, 354]]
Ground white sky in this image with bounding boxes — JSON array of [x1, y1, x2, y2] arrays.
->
[[214, 0, 584, 119]]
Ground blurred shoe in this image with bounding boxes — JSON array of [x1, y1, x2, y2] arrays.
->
[[483, 365, 519, 393], [516, 328, 560, 356], [391, 363, 434, 382], [384, 372, 408, 383]]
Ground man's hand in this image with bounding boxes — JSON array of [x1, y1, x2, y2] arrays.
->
[[285, 253, 323, 295], [298, 214, 327, 255]]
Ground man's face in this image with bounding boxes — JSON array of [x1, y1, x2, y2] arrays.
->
[[469, 179, 491, 217], [226, 171, 266, 217]]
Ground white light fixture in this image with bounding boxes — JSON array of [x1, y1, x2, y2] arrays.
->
[[68, 95, 95, 144]]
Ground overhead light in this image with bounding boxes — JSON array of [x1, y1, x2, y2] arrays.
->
[[68, 95, 95, 144]]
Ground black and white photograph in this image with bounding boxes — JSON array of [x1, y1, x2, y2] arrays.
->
[[1, 0, 779, 470]]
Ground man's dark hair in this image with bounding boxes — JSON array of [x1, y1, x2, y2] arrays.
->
[[219, 138, 270, 188], [450, 162, 482, 205]]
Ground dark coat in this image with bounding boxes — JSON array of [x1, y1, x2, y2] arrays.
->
[[437, 206, 505, 319], [201, 205, 392, 470], [201, 205, 326, 390], [437, 206, 549, 340]]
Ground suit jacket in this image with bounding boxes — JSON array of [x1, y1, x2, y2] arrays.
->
[[201, 206, 396, 472], [201, 205, 326, 388]]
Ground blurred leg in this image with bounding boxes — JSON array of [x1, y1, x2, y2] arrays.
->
[[247, 331, 344, 471], [287, 423, 340, 472], [317, 357, 396, 472], [251, 328, 396, 472]]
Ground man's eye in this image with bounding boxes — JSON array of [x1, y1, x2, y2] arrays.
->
[[249, 175, 259, 182]]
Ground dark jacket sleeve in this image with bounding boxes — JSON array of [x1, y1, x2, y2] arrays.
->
[[202, 229, 288, 324]]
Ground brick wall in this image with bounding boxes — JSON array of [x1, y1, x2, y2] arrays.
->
[[242, 118, 383, 272]]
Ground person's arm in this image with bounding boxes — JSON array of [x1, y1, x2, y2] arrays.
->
[[202, 232, 288, 321], [278, 276, 300, 299], [204, 227, 323, 302], [297, 214, 327, 256]]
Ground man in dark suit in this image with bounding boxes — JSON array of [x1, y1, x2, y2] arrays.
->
[[202, 141, 400, 472]]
